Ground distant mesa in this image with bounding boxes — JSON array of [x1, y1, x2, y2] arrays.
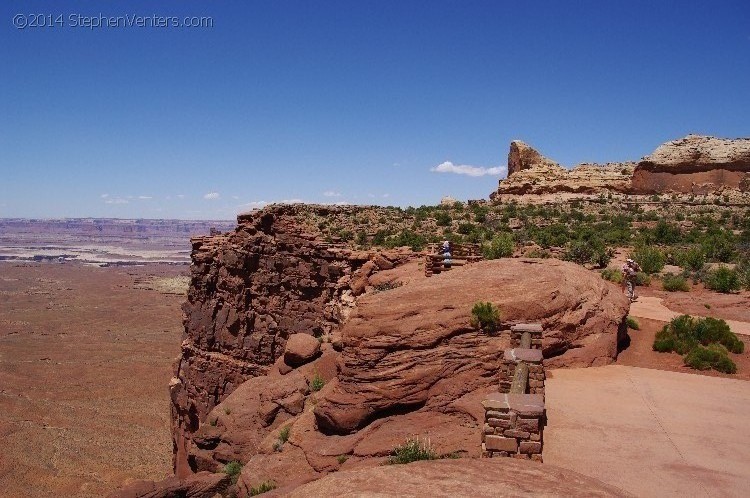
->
[[633, 134, 750, 194], [490, 134, 749, 201]]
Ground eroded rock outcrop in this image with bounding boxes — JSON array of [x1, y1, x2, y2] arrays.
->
[[491, 141, 635, 199], [314, 258, 629, 434], [170, 204, 412, 476], [633, 134, 750, 194]]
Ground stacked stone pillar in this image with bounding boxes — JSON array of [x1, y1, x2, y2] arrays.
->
[[482, 323, 546, 461]]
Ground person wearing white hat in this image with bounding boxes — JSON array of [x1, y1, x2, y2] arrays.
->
[[441, 240, 452, 269], [621, 258, 642, 302]]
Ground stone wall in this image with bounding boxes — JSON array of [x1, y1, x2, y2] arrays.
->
[[482, 323, 546, 461]]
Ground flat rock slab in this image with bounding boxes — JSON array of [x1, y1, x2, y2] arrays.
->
[[284, 458, 630, 497], [482, 392, 544, 416], [511, 323, 543, 333], [503, 348, 543, 363], [544, 364, 750, 497]]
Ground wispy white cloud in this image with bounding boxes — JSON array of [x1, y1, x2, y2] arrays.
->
[[176, 194, 185, 199], [100, 193, 109, 199], [237, 201, 269, 211], [204, 192, 220, 200], [382, 193, 390, 198], [280, 199, 304, 204], [323, 190, 342, 197], [138, 195, 152, 200], [430, 161, 507, 177], [231, 195, 239, 200], [105, 197, 128, 205]]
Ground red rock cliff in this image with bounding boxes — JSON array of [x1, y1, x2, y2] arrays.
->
[[169, 204, 404, 476]]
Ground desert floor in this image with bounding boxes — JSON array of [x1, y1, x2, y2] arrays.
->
[[0, 262, 187, 498]]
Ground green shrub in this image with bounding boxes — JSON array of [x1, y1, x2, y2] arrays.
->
[[564, 239, 611, 267], [249, 481, 277, 496], [482, 233, 514, 259], [631, 246, 666, 274], [388, 438, 437, 464], [626, 316, 640, 330], [661, 273, 690, 292], [704, 266, 741, 293], [601, 267, 623, 284], [223, 461, 243, 484], [684, 345, 737, 374], [337, 455, 348, 464], [653, 315, 743, 373], [633, 272, 651, 286], [309, 372, 325, 392], [470, 302, 501, 333], [736, 258, 750, 290], [435, 212, 452, 226], [278, 425, 291, 443], [676, 247, 706, 272]]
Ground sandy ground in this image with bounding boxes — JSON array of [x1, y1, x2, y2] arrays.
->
[[544, 364, 750, 497], [0, 262, 186, 498]]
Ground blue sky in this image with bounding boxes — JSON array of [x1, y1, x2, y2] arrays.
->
[[1, 1, 748, 220]]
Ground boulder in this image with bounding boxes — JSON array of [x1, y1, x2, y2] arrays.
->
[[632, 134, 750, 194], [314, 259, 629, 434], [281, 458, 630, 497], [284, 334, 321, 367]]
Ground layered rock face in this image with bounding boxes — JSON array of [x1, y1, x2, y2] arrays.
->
[[491, 140, 635, 198], [633, 134, 750, 194], [169, 204, 409, 476], [314, 258, 629, 434]]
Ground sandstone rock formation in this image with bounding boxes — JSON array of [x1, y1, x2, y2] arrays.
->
[[491, 141, 635, 199], [633, 134, 750, 194], [110, 471, 231, 498], [279, 458, 630, 497], [314, 258, 629, 434], [508, 139, 562, 176], [170, 204, 412, 476], [491, 135, 750, 201]]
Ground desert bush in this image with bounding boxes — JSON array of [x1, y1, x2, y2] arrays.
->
[[675, 246, 706, 272], [701, 228, 736, 263], [653, 220, 682, 244], [470, 301, 501, 334], [388, 438, 437, 464], [684, 344, 737, 374], [633, 271, 651, 286], [385, 229, 427, 251], [601, 267, 623, 284], [631, 245, 665, 274], [737, 258, 750, 290], [337, 455, 348, 464], [564, 239, 611, 267], [661, 273, 690, 292], [373, 281, 403, 292], [309, 372, 325, 392], [703, 266, 741, 293], [653, 315, 744, 372], [435, 212, 452, 227], [482, 233, 514, 259], [249, 481, 277, 496], [278, 425, 291, 443], [224, 461, 243, 484], [626, 316, 640, 330]]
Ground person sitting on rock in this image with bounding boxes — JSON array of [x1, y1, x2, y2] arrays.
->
[[440, 240, 452, 268], [621, 258, 642, 302]]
